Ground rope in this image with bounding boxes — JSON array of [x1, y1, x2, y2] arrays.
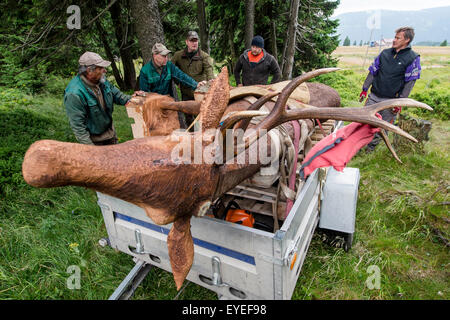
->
[[185, 114, 200, 132]]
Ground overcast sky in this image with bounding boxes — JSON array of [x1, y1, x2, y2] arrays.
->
[[332, 0, 450, 16]]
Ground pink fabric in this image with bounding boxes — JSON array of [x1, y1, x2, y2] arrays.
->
[[300, 118, 381, 179]]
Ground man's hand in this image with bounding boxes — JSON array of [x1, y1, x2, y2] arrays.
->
[[126, 91, 146, 106], [197, 81, 207, 87], [359, 90, 367, 103], [132, 90, 146, 97]]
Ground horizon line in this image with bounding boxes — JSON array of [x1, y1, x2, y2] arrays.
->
[[331, 5, 450, 18]]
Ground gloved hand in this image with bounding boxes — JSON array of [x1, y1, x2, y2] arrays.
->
[[359, 90, 367, 102], [392, 106, 402, 113]]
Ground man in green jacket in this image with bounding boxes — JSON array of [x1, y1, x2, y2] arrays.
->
[[139, 43, 205, 98], [64, 51, 143, 145], [171, 31, 214, 101]]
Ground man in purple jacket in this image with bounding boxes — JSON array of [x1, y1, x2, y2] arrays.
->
[[359, 26, 421, 152]]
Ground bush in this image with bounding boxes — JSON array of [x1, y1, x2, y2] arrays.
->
[[43, 75, 71, 96], [313, 69, 364, 107], [0, 87, 33, 109], [0, 47, 47, 94], [410, 89, 450, 120]]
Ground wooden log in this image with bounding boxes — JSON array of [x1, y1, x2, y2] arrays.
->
[[392, 113, 432, 153]]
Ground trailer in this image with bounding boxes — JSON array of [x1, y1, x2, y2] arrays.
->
[[95, 108, 360, 300], [97, 163, 360, 300]]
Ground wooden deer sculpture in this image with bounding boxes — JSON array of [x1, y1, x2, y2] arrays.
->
[[22, 67, 432, 290]]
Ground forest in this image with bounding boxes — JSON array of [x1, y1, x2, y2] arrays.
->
[[0, 0, 340, 92]]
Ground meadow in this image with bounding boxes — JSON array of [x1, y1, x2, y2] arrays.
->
[[0, 46, 448, 300]]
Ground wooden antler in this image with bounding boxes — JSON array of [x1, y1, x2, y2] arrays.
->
[[239, 69, 433, 153]]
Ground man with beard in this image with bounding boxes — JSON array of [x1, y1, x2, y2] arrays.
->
[[64, 51, 144, 145], [234, 35, 281, 87]]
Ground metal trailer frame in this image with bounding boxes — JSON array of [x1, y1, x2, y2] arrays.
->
[[96, 163, 359, 300]]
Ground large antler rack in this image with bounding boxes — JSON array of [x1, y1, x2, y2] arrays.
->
[[217, 68, 433, 161]]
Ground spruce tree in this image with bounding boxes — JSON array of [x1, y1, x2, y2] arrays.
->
[[343, 36, 351, 46]]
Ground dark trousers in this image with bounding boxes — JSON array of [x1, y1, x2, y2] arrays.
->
[[181, 92, 196, 129], [365, 93, 397, 151]]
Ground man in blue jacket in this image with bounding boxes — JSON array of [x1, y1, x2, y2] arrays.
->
[[359, 26, 421, 152], [139, 43, 205, 98]]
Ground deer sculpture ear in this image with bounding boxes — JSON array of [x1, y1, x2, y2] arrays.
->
[[198, 67, 230, 132]]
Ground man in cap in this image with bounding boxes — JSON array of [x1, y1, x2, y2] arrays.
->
[[234, 35, 281, 87], [139, 43, 205, 98], [171, 31, 214, 125], [64, 51, 144, 145], [172, 31, 214, 101]]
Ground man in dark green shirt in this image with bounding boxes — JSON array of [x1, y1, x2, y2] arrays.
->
[[64, 51, 143, 145]]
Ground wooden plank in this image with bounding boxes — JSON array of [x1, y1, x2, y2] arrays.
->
[[235, 185, 278, 198]]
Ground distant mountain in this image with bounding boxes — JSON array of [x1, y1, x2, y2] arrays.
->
[[334, 6, 450, 45]]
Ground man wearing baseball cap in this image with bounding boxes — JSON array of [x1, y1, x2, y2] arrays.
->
[[171, 31, 214, 125], [234, 35, 281, 87], [64, 51, 143, 145], [139, 42, 204, 98], [172, 31, 214, 101]]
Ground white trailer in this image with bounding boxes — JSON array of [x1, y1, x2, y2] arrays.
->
[[97, 165, 360, 300]]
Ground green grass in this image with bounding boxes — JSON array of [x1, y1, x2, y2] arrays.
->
[[294, 123, 449, 299], [0, 49, 448, 299]]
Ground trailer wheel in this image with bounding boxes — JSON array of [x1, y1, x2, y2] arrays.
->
[[344, 233, 353, 252]]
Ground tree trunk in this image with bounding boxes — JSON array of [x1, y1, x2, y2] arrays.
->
[[227, 21, 237, 72], [196, 0, 210, 54], [129, 0, 164, 64], [95, 19, 125, 90], [244, 0, 255, 49], [282, 0, 299, 80], [269, 0, 278, 59], [270, 20, 278, 59], [110, 0, 136, 90]]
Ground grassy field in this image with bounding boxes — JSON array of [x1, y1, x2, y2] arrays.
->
[[0, 46, 448, 300]]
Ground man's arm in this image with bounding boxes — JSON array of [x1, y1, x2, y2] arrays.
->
[[399, 80, 416, 98], [233, 56, 243, 86], [362, 72, 374, 92], [401, 55, 421, 98], [64, 93, 94, 145], [359, 55, 381, 102], [269, 56, 281, 84], [110, 84, 131, 105], [170, 63, 198, 90]]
